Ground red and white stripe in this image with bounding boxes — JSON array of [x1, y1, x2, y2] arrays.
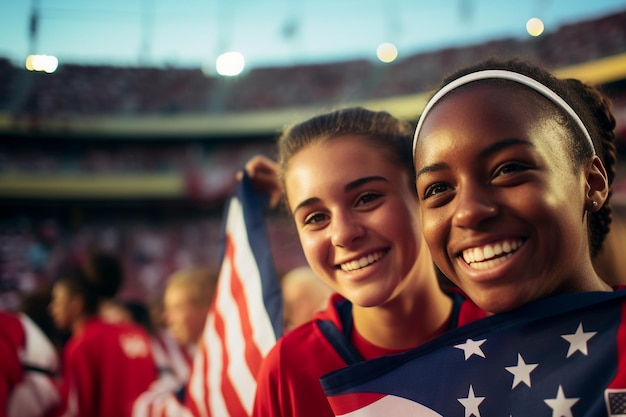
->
[[186, 197, 278, 417]]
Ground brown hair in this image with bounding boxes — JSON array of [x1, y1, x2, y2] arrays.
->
[[277, 107, 415, 206]]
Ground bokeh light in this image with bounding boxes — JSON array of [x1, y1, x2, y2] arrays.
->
[[376, 42, 398, 63], [526, 17, 545, 37], [25, 54, 59, 73], [215, 51, 245, 76]]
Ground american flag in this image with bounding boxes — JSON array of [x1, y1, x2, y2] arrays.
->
[[185, 171, 283, 417], [321, 289, 626, 417], [133, 172, 283, 417]]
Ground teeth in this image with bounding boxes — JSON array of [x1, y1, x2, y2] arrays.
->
[[340, 251, 384, 272], [465, 254, 513, 270], [462, 239, 523, 267]]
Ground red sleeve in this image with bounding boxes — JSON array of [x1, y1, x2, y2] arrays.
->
[[56, 338, 99, 417], [0, 312, 26, 417], [252, 338, 287, 417]]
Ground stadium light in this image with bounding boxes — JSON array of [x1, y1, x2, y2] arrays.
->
[[25, 54, 59, 73], [526, 17, 545, 37], [376, 42, 398, 63], [216, 51, 245, 77]]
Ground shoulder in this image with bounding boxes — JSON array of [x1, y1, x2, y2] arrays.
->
[[77, 320, 151, 357], [254, 318, 345, 417], [258, 301, 348, 381], [261, 321, 327, 372], [0, 311, 25, 348]]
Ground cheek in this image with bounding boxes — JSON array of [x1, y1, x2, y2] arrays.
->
[[421, 210, 446, 252], [297, 232, 325, 267], [168, 310, 184, 325], [190, 310, 207, 330]]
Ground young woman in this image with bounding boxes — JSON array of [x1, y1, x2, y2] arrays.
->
[[412, 58, 619, 314], [251, 107, 486, 417], [49, 251, 158, 417]]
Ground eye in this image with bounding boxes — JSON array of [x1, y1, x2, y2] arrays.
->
[[497, 162, 527, 175], [303, 212, 328, 225], [355, 191, 383, 207], [492, 162, 533, 184], [422, 182, 452, 200]]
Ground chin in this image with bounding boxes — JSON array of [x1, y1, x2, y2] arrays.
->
[[465, 287, 523, 315]]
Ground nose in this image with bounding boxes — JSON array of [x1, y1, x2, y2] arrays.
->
[[452, 183, 499, 229], [330, 210, 365, 247]]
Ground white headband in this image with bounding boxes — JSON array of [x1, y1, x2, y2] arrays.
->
[[412, 69, 595, 157]]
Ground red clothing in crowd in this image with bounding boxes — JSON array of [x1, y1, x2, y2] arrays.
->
[[252, 292, 486, 417], [0, 312, 24, 417], [54, 318, 158, 417], [0, 311, 59, 417]]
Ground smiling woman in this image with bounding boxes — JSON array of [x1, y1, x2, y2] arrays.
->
[[248, 107, 486, 417], [412, 57, 618, 313]]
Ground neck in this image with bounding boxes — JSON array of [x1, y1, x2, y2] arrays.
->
[[352, 268, 454, 350], [71, 315, 92, 335], [561, 266, 614, 293]]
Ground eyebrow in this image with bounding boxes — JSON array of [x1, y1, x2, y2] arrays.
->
[[292, 176, 389, 215], [415, 138, 533, 181]]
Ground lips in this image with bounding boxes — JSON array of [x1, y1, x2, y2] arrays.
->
[[339, 250, 387, 272], [461, 239, 524, 270]]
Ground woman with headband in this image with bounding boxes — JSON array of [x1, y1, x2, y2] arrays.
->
[[412, 57, 621, 313]]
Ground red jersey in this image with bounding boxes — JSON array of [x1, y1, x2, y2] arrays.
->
[[0, 312, 24, 417], [252, 292, 485, 417], [1, 311, 60, 417], [55, 318, 158, 417]]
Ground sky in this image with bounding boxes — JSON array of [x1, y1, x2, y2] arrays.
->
[[1, 0, 626, 71]]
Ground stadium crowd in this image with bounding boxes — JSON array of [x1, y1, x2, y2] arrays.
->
[[0, 10, 623, 117]]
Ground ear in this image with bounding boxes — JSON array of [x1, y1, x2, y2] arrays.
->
[[585, 155, 609, 212]]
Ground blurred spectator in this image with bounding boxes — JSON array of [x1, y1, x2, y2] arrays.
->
[[133, 266, 217, 411], [163, 266, 216, 349], [281, 266, 334, 333], [0, 309, 59, 417], [48, 251, 157, 417]]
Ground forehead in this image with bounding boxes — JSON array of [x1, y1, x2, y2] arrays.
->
[[431, 82, 544, 123], [285, 134, 408, 204], [414, 84, 559, 157], [286, 134, 398, 178], [165, 284, 192, 303], [53, 281, 71, 296]]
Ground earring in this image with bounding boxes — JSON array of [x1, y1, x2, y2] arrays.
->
[[592, 201, 598, 208]]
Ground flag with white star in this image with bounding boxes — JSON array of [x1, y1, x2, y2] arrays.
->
[[321, 289, 626, 417]]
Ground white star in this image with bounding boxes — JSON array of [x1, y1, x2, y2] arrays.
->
[[561, 323, 596, 358], [458, 385, 485, 417], [544, 385, 579, 417], [454, 338, 487, 360], [505, 353, 538, 388]]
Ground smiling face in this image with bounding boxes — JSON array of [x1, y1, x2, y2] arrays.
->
[[414, 84, 600, 313], [284, 134, 425, 308]]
